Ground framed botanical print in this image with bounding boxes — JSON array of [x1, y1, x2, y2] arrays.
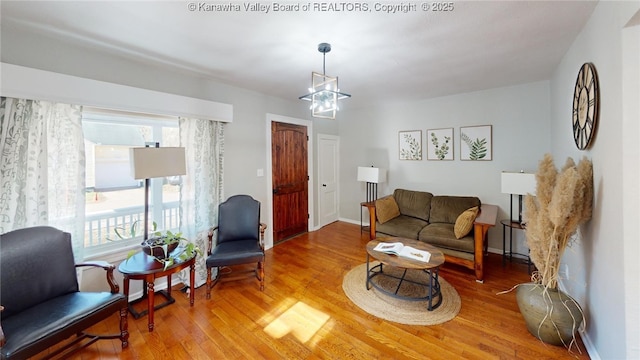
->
[[427, 128, 454, 160], [460, 125, 492, 161], [399, 130, 422, 160]]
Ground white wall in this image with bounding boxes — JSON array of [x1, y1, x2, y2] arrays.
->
[[339, 81, 551, 253], [622, 20, 640, 360], [549, 2, 640, 359]]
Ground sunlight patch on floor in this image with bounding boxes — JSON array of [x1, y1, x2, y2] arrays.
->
[[263, 301, 331, 344]]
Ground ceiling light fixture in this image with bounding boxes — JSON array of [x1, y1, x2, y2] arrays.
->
[[298, 42, 351, 119]]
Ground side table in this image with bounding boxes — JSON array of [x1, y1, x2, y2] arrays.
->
[[360, 201, 374, 235], [118, 250, 196, 332], [501, 219, 531, 273]]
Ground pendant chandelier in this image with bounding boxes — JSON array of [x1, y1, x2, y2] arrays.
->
[[298, 43, 351, 119]]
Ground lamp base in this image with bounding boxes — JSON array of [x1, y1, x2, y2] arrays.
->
[[365, 182, 378, 203]]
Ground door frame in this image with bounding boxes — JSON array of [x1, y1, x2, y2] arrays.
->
[[318, 134, 340, 228], [265, 113, 314, 250]]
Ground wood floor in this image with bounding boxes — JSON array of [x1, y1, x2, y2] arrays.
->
[[42, 221, 590, 359]]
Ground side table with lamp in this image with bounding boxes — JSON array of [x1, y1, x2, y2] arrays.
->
[[123, 143, 193, 332], [500, 171, 536, 273], [357, 166, 386, 234]]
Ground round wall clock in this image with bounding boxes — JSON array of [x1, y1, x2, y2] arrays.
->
[[572, 62, 599, 150]]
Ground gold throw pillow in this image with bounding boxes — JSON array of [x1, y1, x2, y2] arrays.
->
[[375, 196, 401, 224], [454, 206, 479, 239]]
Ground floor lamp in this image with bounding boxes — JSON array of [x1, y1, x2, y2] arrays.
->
[[130, 144, 186, 240], [357, 166, 387, 203]]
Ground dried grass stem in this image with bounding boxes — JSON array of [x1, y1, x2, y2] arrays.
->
[[523, 154, 593, 290]]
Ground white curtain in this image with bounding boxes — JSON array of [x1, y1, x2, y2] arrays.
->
[[177, 117, 224, 288], [0, 97, 86, 260]]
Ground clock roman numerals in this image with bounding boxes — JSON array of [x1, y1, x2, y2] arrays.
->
[[572, 63, 598, 150]]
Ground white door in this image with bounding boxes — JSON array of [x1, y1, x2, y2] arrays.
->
[[318, 134, 339, 227]]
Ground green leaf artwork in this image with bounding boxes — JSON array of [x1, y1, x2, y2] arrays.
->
[[430, 132, 451, 160], [461, 133, 488, 160], [399, 131, 422, 160]]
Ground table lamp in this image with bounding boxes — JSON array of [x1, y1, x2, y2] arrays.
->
[[357, 166, 387, 203], [501, 171, 536, 224], [130, 143, 186, 240]]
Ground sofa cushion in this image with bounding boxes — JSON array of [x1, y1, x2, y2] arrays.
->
[[376, 215, 429, 239], [375, 195, 400, 224], [429, 196, 481, 224], [0, 292, 125, 359], [454, 206, 479, 239], [393, 189, 433, 222], [434, 246, 475, 261], [418, 223, 475, 253]]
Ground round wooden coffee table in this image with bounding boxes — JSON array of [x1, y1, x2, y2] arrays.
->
[[366, 237, 445, 311]]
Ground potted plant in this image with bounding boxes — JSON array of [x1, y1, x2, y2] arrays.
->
[[113, 221, 201, 270], [516, 154, 593, 350]]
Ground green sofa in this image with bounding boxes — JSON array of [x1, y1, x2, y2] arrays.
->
[[365, 188, 498, 282]]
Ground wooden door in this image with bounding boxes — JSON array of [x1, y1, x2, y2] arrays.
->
[[271, 122, 308, 242]]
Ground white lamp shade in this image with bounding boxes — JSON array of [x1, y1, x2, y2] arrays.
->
[[357, 167, 387, 183], [501, 172, 536, 195], [130, 147, 186, 179]]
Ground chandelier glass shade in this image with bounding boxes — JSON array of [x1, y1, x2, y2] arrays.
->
[[299, 43, 351, 119]]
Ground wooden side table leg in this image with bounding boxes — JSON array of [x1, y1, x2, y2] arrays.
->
[[123, 275, 134, 317], [123, 275, 130, 302], [147, 280, 155, 332], [368, 206, 377, 240]]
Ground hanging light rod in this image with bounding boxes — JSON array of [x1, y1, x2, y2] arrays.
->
[[299, 42, 351, 119]]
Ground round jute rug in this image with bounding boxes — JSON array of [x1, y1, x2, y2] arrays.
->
[[342, 262, 461, 325]]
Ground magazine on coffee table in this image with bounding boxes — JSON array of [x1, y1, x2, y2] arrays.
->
[[373, 242, 431, 262]]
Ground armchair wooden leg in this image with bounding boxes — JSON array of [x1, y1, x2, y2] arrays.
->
[[257, 261, 264, 291]]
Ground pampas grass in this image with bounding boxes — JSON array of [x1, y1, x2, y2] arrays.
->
[[524, 154, 593, 290]]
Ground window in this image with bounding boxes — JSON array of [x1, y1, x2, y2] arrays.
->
[[82, 111, 180, 255]]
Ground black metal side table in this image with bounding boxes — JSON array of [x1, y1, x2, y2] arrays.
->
[[501, 219, 532, 273]]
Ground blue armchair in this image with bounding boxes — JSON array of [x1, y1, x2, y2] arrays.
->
[[206, 195, 267, 299]]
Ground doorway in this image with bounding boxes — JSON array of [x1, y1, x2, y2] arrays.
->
[[318, 134, 339, 227]]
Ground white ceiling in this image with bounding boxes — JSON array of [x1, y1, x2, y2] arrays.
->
[[1, 1, 597, 109]]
